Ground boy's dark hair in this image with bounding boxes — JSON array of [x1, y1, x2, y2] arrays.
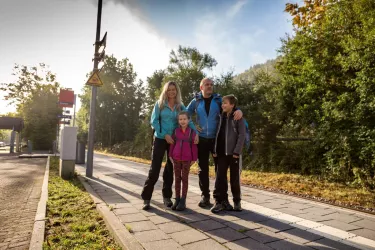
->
[[178, 111, 190, 119], [222, 94, 238, 107]]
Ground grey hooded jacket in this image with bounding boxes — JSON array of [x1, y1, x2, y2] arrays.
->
[[213, 112, 246, 156]]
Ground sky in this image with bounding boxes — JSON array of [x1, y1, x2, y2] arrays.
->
[[0, 0, 296, 115]]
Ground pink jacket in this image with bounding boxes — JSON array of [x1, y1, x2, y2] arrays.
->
[[169, 127, 198, 162]]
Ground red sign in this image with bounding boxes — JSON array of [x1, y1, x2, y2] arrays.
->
[[59, 89, 74, 108]]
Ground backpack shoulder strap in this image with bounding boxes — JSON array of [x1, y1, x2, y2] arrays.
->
[[189, 128, 194, 159], [172, 128, 177, 141], [157, 102, 163, 133], [188, 128, 193, 142], [194, 98, 200, 111], [214, 97, 222, 114], [194, 98, 200, 123]]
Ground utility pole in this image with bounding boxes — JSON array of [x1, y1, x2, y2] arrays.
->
[[86, 0, 103, 177]]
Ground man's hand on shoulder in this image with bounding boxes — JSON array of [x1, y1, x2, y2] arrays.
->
[[196, 124, 203, 133], [233, 110, 243, 120]]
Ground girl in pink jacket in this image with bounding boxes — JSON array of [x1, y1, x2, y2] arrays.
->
[[169, 111, 198, 211]]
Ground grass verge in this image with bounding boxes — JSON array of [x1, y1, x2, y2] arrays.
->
[[43, 156, 121, 250], [95, 150, 375, 212]]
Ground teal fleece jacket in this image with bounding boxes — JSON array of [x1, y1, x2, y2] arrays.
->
[[151, 101, 196, 139]]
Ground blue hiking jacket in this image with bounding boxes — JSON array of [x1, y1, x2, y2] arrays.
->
[[151, 101, 196, 139], [186, 93, 222, 139]]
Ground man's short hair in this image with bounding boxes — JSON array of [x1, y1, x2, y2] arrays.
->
[[222, 94, 238, 107], [200, 78, 213, 87]]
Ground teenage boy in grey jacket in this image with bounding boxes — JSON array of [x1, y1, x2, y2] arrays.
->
[[211, 94, 246, 213]]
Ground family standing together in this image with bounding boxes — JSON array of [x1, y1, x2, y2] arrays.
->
[[140, 78, 246, 214]]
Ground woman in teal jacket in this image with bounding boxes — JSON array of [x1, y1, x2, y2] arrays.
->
[[141, 81, 197, 210]]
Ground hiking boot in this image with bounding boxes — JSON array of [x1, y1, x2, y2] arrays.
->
[[163, 198, 173, 208], [234, 201, 242, 211], [198, 196, 211, 208], [210, 202, 224, 213], [142, 200, 151, 210], [222, 200, 233, 211], [176, 197, 186, 211], [172, 198, 180, 210]]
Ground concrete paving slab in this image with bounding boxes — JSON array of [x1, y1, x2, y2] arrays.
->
[[140, 207, 169, 217], [134, 229, 170, 243], [184, 239, 228, 250], [118, 213, 148, 223], [321, 220, 363, 231], [113, 207, 139, 215], [205, 227, 248, 243], [257, 219, 295, 233], [352, 220, 375, 231], [295, 212, 333, 222], [279, 228, 324, 244], [301, 207, 337, 216], [349, 229, 375, 241], [190, 219, 227, 232], [245, 228, 287, 244], [225, 237, 273, 250], [126, 221, 158, 232], [157, 221, 191, 234], [175, 212, 208, 224], [266, 239, 314, 250], [287, 203, 315, 210], [306, 237, 360, 250], [210, 212, 243, 224], [149, 213, 179, 224], [308, 225, 356, 240], [276, 207, 309, 216], [170, 229, 208, 245], [234, 211, 270, 223], [142, 239, 183, 250], [320, 212, 363, 224], [223, 219, 262, 232]]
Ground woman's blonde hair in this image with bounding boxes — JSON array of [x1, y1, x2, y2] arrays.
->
[[158, 81, 183, 111]]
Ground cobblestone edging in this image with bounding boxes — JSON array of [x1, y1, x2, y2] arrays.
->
[[29, 156, 50, 250]]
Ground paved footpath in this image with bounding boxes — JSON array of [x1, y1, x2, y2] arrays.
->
[[0, 157, 46, 250], [76, 153, 375, 250]]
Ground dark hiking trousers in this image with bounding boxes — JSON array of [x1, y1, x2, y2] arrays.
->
[[141, 138, 174, 200], [197, 137, 218, 198], [213, 155, 241, 203]]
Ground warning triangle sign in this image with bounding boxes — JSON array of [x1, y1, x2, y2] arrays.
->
[[86, 72, 103, 86]]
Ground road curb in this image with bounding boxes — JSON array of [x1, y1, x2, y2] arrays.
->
[[78, 175, 144, 250], [29, 156, 50, 250]]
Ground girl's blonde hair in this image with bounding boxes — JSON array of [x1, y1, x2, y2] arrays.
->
[[158, 81, 183, 111]]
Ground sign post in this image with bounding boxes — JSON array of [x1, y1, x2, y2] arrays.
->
[[86, 0, 106, 178]]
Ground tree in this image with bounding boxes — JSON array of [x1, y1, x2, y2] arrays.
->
[[145, 70, 166, 112], [0, 130, 6, 141], [285, 0, 333, 31], [1, 64, 59, 107], [1, 64, 61, 150], [20, 85, 60, 149], [165, 46, 217, 105], [279, 0, 375, 187], [78, 55, 145, 148]]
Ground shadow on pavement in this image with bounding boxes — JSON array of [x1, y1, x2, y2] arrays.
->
[[82, 168, 360, 250]]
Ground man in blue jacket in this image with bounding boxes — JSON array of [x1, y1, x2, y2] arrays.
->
[[187, 78, 242, 207]]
